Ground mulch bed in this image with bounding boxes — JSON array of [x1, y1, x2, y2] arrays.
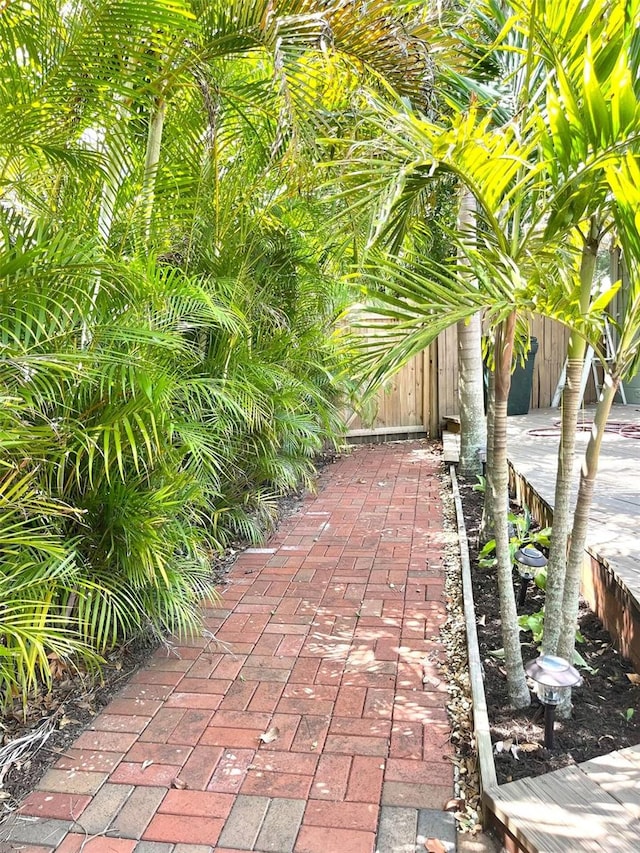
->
[[458, 475, 640, 785]]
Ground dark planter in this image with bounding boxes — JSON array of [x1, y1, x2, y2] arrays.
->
[[507, 337, 538, 416]]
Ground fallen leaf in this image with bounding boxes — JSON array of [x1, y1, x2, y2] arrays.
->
[[477, 614, 486, 626], [443, 797, 464, 812], [141, 760, 153, 771], [626, 672, 640, 684], [425, 838, 447, 852], [519, 742, 540, 753], [171, 776, 187, 789], [258, 726, 280, 744]]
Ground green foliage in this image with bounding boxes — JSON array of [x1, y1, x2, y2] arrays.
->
[[517, 610, 596, 673], [478, 508, 551, 569], [1, 0, 426, 707], [472, 475, 486, 493], [0, 199, 351, 705], [518, 610, 545, 645]]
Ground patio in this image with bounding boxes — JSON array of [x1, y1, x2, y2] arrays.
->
[[506, 404, 640, 602]]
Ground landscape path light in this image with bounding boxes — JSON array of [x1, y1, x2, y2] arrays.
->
[[525, 654, 583, 749], [514, 544, 547, 608]]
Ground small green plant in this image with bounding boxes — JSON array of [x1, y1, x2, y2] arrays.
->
[[472, 475, 486, 493], [517, 608, 598, 674], [479, 507, 551, 569], [518, 610, 545, 643]]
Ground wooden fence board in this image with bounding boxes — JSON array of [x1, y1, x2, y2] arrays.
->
[[346, 313, 578, 437]]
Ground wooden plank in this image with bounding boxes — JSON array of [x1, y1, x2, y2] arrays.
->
[[486, 761, 640, 853], [346, 424, 426, 438], [416, 345, 425, 428], [581, 749, 640, 819], [527, 314, 571, 409], [619, 744, 640, 764], [442, 431, 460, 464], [526, 765, 640, 852], [438, 324, 458, 420], [484, 772, 601, 853], [427, 342, 439, 436], [404, 355, 417, 423], [450, 467, 497, 795]]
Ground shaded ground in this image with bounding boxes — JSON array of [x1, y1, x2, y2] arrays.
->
[[0, 638, 156, 810], [458, 477, 640, 785]]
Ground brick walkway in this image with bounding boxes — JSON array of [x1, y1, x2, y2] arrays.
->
[[1, 442, 456, 853]]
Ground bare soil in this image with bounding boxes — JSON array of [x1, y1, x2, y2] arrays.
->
[[458, 476, 640, 785]]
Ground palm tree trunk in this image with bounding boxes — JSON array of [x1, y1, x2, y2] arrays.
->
[[480, 365, 496, 543], [142, 96, 166, 242], [458, 313, 486, 476], [543, 219, 600, 654], [557, 374, 619, 663], [493, 312, 530, 708], [457, 190, 486, 477], [81, 126, 130, 348]]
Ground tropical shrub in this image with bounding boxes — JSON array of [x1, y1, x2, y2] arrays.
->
[[0, 0, 363, 706]]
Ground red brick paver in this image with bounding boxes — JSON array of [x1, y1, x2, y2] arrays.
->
[[1, 442, 453, 852]]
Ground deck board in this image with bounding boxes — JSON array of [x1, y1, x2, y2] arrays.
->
[[581, 747, 640, 819], [506, 405, 640, 600], [486, 758, 640, 852]]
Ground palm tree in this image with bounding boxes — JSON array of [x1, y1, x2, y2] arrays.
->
[[0, 0, 437, 703], [340, 0, 640, 706], [533, 0, 640, 662], [346, 96, 562, 706]]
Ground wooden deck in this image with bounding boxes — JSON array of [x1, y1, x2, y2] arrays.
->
[[485, 746, 640, 853], [506, 405, 640, 606]]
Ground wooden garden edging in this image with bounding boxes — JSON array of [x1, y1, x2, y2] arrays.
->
[[450, 465, 498, 800]]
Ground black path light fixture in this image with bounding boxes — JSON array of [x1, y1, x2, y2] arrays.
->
[[514, 545, 547, 608], [525, 654, 583, 749]]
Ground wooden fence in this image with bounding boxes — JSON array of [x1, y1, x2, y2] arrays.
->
[[346, 314, 577, 438]]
